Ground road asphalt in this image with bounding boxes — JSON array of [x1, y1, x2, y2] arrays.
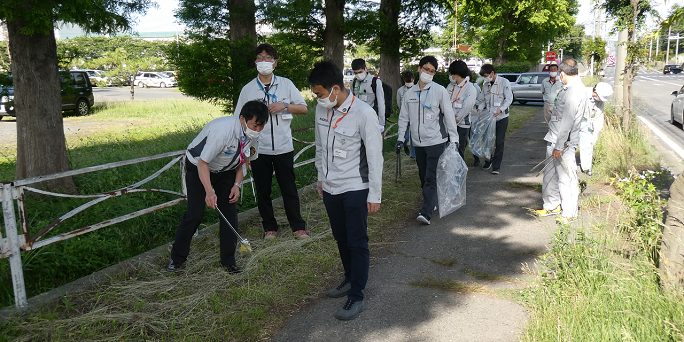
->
[[272, 108, 558, 341]]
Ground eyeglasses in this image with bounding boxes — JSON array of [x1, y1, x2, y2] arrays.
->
[[256, 55, 275, 62], [421, 66, 436, 75]]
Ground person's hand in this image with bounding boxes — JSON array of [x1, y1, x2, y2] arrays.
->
[[553, 149, 563, 160], [493, 109, 502, 117], [395, 141, 404, 153], [229, 184, 240, 203], [205, 189, 218, 209], [317, 181, 323, 197], [268, 102, 287, 113], [367, 202, 381, 215], [380, 125, 385, 133], [477, 109, 482, 114]]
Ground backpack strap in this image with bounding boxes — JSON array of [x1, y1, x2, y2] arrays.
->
[[371, 76, 377, 95]]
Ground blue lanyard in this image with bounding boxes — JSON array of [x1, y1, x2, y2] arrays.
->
[[416, 88, 431, 109], [257, 76, 278, 102]]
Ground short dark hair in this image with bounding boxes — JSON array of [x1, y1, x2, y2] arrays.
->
[[559, 58, 578, 76], [255, 43, 278, 60], [549, 64, 558, 71], [419, 56, 439, 70], [403, 71, 414, 82], [240, 100, 270, 126], [449, 60, 470, 78], [479, 64, 495, 76], [308, 60, 345, 90], [351, 58, 366, 70]]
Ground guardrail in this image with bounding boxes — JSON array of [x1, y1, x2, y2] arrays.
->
[[1, 120, 399, 308]]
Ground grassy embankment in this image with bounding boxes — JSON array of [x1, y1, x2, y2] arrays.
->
[[519, 88, 684, 340], [0, 97, 535, 340]]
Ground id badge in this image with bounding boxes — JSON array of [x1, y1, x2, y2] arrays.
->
[[453, 102, 463, 109], [425, 113, 435, 120], [551, 115, 560, 122], [360, 94, 368, 101], [281, 114, 293, 120], [333, 148, 347, 158], [494, 102, 501, 107]]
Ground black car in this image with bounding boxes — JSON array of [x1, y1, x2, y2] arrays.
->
[[664, 64, 683, 74], [0, 70, 95, 119]]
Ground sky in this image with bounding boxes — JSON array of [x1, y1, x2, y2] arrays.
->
[[133, 0, 684, 35]]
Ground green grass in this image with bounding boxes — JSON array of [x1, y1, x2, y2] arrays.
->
[[519, 228, 684, 341], [410, 276, 482, 293], [463, 268, 508, 282], [505, 182, 542, 192]]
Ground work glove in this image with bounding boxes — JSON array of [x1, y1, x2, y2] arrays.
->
[[395, 141, 404, 154]]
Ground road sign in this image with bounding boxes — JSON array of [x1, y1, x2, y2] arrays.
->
[[607, 55, 616, 66], [546, 51, 557, 62]]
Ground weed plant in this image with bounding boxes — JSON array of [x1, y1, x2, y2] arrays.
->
[[521, 227, 684, 341]]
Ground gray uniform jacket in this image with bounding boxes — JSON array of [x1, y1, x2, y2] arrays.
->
[[583, 87, 605, 120], [234, 75, 307, 156], [351, 73, 386, 126], [315, 94, 383, 204], [544, 77, 587, 149], [397, 81, 459, 147], [186, 116, 259, 172], [396, 83, 415, 108], [446, 80, 478, 129], [541, 77, 564, 105], [478, 75, 513, 121]]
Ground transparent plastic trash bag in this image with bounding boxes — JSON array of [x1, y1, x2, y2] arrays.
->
[[469, 110, 495, 160], [437, 142, 468, 218]]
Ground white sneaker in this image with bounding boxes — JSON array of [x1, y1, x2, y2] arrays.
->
[[417, 214, 431, 225]]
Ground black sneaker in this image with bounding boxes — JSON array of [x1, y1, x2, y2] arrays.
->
[[327, 280, 351, 298], [491, 169, 500, 175], [482, 161, 492, 170], [222, 263, 242, 274], [166, 260, 185, 272], [335, 299, 366, 320]]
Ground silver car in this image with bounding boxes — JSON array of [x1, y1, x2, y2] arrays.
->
[[670, 86, 684, 127], [511, 72, 549, 105], [135, 72, 177, 88]]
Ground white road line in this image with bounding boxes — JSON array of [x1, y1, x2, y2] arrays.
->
[[637, 76, 681, 86], [638, 116, 684, 160]]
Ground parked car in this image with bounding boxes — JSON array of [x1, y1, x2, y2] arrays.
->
[[74, 69, 111, 86], [0, 70, 94, 119], [497, 73, 521, 83], [134, 72, 178, 88], [664, 65, 682, 74], [0, 75, 14, 119], [160, 71, 177, 80], [343, 69, 354, 88], [511, 72, 549, 104], [670, 85, 684, 128]]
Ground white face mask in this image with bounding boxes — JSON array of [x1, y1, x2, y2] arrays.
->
[[549, 72, 558, 78], [560, 72, 568, 84], [256, 61, 274, 76], [420, 71, 433, 84], [355, 72, 367, 81], [483, 76, 492, 83], [405, 82, 413, 88], [242, 120, 260, 139], [317, 87, 338, 109], [450, 75, 459, 84]]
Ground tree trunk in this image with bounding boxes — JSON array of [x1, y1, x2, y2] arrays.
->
[[324, 0, 345, 70], [379, 0, 400, 116], [7, 18, 76, 193], [227, 0, 257, 110], [622, 0, 639, 129]]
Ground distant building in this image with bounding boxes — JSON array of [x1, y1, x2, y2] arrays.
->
[[55, 23, 181, 41], [0, 22, 7, 42]]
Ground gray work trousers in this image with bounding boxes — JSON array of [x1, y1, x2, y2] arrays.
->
[[542, 142, 579, 218]]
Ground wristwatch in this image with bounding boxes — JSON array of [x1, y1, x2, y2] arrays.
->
[[234, 182, 240, 187], [284, 102, 289, 110]]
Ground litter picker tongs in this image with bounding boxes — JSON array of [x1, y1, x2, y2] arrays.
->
[[215, 207, 252, 252]]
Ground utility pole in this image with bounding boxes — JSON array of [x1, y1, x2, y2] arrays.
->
[[453, 0, 458, 48], [656, 31, 660, 64], [614, 29, 628, 117], [667, 26, 672, 63], [649, 38, 652, 61], [677, 33, 681, 65]]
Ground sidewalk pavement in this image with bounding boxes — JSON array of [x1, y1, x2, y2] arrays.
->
[[272, 107, 561, 341]]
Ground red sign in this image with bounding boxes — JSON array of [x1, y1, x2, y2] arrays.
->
[[546, 51, 557, 62]]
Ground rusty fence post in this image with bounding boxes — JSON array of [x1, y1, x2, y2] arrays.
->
[[2, 182, 28, 308]]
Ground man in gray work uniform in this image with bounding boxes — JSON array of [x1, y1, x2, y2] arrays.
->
[[535, 58, 586, 225]]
